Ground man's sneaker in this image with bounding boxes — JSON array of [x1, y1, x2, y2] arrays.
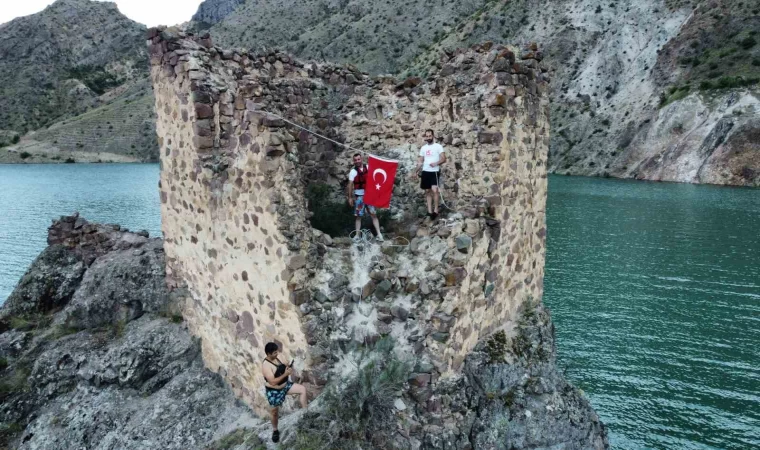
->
[[352, 235, 361, 244], [376, 234, 384, 242], [272, 430, 280, 443], [431, 212, 439, 220]]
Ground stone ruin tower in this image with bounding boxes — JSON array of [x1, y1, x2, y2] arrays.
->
[[146, 27, 605, 449]]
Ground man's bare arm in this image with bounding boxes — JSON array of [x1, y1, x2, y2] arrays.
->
[[431, 153, 446, 168]]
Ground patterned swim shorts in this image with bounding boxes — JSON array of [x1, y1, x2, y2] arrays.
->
[[265, 381, 293, 407], [354, 195, 377, 217]]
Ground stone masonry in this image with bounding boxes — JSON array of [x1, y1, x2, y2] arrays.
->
[[148, 27, 550, 415]]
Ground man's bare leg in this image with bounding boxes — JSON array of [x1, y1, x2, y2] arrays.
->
[[431, 186, 440, 214], [355, 216, 361, 234], [370, 214, 383, 239], [289, 383, 309, 408], [425, 189, 433, 214], [271, 407, 279, 430]]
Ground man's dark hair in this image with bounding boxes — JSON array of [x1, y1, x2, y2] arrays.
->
[[353, 152, 361, 158], [425, 129, 435, 137], [265, 342, 279, 355]]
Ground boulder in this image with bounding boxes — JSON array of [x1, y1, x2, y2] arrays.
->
[[61, 240, 169, 329], [2, 245, 86, 318]]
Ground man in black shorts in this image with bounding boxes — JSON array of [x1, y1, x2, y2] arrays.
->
[[413, 129, 446, 219]]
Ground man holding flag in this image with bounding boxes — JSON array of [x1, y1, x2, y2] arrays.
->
[[347, 152, 399, 243]]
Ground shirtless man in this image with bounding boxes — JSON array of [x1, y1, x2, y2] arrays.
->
[[261, 342, 308, 443]]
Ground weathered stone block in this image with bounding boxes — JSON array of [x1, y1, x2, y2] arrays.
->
[[455, 234, 472, 253]]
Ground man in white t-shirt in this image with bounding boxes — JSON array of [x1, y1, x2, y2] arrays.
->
[[347, 153, 384, 242], [413, 129, 447, 220]]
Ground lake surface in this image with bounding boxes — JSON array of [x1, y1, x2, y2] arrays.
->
[[0, 166, 758, 449], [544, 176, 760, 450], [0, 164, 161, 301]]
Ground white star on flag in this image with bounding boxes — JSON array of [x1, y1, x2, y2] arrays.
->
[[376, 184, 381, 190]]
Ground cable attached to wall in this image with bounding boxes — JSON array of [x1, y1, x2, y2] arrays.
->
[[262, 110, 459, 216]]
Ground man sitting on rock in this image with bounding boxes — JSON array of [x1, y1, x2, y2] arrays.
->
[[413, 129, 446, 220], [347, 152, 384, 242], [262, 342, 308, 443]]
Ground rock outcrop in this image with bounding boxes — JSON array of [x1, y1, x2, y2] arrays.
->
[[148, 27, 607, 448], [191, 0, 246, 27], [0, 215, 261, 450]]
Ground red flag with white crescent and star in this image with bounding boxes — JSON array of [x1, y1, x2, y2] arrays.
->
[[363, 155, 399, 208]]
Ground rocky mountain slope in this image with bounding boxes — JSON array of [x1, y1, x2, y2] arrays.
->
[[191, 0, 246, 27], [0, 0, 158, 162], [194, 0, 759, 186]]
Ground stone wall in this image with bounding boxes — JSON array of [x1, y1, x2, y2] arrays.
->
[[148, 27, 550, 413]]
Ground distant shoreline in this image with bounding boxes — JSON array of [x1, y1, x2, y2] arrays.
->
[[0, 145, 152, 164]]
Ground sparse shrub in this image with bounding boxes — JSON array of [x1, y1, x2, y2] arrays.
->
[[19, 152, 31, 159], [0, 363, 31, 398], [485, 330, 508, 363], [64, 158, 76, 164], [0, 422, 24, 447], [110, 319, 127, 338], [67, 65, 122, 95], [11, 135, 19, 144], [293, 338, 411, 449], [206, 428, 265, 450], [49, 325, 79, 340]]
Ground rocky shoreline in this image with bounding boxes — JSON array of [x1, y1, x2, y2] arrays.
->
[[0, 214, 263, 450], [0, 146, 145, 165]]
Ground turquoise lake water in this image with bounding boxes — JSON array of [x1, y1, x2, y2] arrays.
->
[[544, 176, 760, 449], [0, 164, 162, 301], [0, 165, 757, 449]]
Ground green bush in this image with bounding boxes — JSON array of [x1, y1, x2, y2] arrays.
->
[[306, 182, 394, 238], [294, 338, 411, 449], [67, 65, 122, 95], [19, 152, 31, 159], [11, 135, 19, 144], [306, 183, 353, 237], [64, 158, 76, 164], [740, 36, 757, 50]]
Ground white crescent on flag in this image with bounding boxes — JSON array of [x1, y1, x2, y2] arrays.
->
[[373, 168, 387, 184]]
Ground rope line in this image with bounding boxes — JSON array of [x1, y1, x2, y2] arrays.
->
[[263, 111, 384, 159], [263, 110, 458, 216]]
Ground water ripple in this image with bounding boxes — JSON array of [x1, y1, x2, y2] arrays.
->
[[545, 176, 760, 450], [0, 164, 161, 302]]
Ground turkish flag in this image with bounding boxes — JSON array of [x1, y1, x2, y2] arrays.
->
[[363, 155, 399, 208]]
